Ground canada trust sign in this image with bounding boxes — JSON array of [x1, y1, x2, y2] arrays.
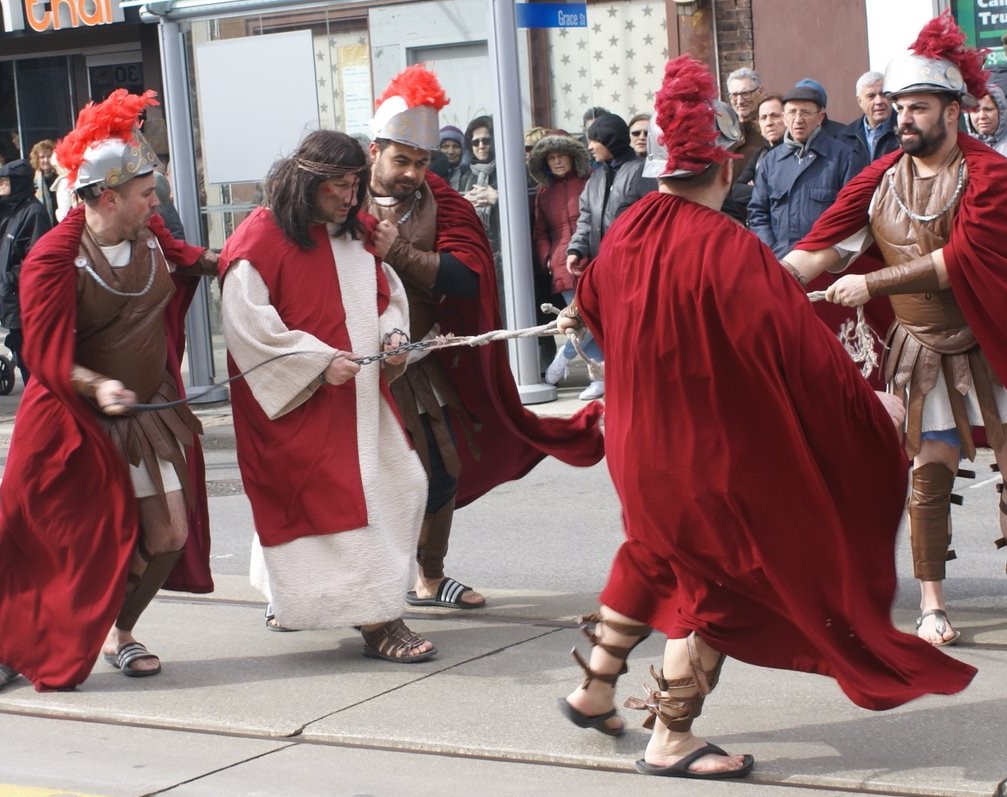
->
[[2, 0, 126, 32]]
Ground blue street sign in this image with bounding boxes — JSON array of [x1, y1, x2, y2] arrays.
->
[[515, 3, 588, 29]]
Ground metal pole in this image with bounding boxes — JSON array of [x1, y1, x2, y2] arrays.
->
[[158, 21, 228, 403], [487, 0, 556, 404]]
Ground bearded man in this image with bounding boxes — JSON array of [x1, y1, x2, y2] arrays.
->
[[0, 90, 217, 691], [364, 65, 604, 611], [785, 12, 1007, 647], [219, 129, 435, 662]]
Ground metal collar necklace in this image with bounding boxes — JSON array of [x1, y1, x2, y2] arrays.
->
[[887, 159, 965, 223]]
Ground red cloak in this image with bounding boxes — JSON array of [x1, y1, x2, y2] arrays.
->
[[795, 132, 1007, 385], [424, 173, 605, 506], [218, 208, 394, 545], [0, 207, 213, 691], [580, 191, 975, 710]]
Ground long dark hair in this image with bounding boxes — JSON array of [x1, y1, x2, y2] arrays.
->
[[265, 130, 369, 249]]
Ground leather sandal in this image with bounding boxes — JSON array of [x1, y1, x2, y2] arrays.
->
[[360, 619, 437, 663], [559, 612, 651, 736], [916, 608, 961, 647]]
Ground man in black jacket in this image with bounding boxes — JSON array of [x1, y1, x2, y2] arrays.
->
[[836, 71, 899, 173], [0, 159, 51, 385]]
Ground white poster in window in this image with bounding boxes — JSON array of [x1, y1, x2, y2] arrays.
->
[[342, 62, 373, 137], [195, 30, 319, 184]]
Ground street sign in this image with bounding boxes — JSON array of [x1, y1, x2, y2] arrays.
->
[[515, 3, 587, 29]]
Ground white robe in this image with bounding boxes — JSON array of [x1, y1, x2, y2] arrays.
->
[[222, 231, 427, 629]]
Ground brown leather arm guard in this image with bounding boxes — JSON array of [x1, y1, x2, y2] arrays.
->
[[865, 253, 940, 297], [384, 237, 440, 290], [71, 364, 112, 400]]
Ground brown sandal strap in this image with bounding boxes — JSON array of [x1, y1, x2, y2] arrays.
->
[[571, 612, 652, 688], [361, 619, 427, 659], [624, 635, 725, 732]]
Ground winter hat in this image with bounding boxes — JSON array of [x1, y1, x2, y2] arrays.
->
[[0, 159, 35, 210], [796, 78, 828, 108], [439, 125, 464, 147], [585, 113, 633, 160], [528, 134, 591, 186]]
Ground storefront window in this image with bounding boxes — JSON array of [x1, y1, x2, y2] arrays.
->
[[0, 56, 74, 161]]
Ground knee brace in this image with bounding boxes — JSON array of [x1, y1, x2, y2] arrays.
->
[[908, 462, 956, 581]]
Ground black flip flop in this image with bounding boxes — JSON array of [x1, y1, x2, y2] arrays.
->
[[557, 697, 624, 736], [636, 743, 755, 779], [103, 642, 161, 678], [405, 577, 486, 609]]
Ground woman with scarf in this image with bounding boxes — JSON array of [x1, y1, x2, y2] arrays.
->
[[965, 83, 1007, 157]]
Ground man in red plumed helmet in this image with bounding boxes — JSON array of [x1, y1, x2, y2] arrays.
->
[[556, 54, 975, 780], [0, 90, 218, 692], [785, 11, 1007, 648], [364, 65, 605, 613]]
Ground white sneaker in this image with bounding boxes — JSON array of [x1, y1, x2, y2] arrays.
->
[[545, 350, 570, 385], [579, 381, 605, 400]]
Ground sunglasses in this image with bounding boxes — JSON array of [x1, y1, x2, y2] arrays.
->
[[630, 130, 648, 137], [472, 137, 492, 146]]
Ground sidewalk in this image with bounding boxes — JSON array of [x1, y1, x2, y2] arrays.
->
[[2, 383, 1006, 796]]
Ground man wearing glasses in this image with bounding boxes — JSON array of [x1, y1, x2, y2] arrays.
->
[[748, 85, 864, 258], [722, 68, 767, 222]]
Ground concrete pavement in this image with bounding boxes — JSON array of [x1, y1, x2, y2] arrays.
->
[[1, 382, 1006, 796]]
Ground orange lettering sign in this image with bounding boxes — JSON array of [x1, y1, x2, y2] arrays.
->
[[25, 0, 112, 31]]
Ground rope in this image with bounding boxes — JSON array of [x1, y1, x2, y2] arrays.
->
[[807, 291, 882, 379], [132, 312, 592, 412]]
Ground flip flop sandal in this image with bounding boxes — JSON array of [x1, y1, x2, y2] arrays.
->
[[0, 663, 19, 688], [556, 697, 624, 737], [916, 609, 961, 647], [265, 604, 296, 632], [103, 642, 161, 678], [636, 743, 755, 779], [405, 576, 486, 609], [360, 618, 437, 663]]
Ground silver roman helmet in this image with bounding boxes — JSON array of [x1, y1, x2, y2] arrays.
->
[[643, 100, 744, 179], [883, 51, 974, 106], [74, 128, 161, 198]]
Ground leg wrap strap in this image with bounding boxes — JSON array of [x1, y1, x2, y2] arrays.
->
[[909, 462, 956, 581], [416, 498, 455, 581], [116, 549, 183, 632], [624, 633, 724, 733], [570, 612, 651, 688]]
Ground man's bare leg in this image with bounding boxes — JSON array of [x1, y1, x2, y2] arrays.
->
[[103, 489, 188, 672], [641, 634, 749, 775]]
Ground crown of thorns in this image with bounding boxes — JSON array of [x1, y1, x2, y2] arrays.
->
[[293, 158, 368, 177]]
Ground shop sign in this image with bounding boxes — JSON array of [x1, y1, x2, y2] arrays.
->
[[954, 1, 1007, 48], [2, 0, 125, 33]]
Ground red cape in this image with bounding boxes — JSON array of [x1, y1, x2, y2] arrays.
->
[[0, 207, 212, 691], [218, 208, 394, 545], [424, 173, 604, 506], [796, 132, 1007, 384], [581, 192, 975, 710]]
